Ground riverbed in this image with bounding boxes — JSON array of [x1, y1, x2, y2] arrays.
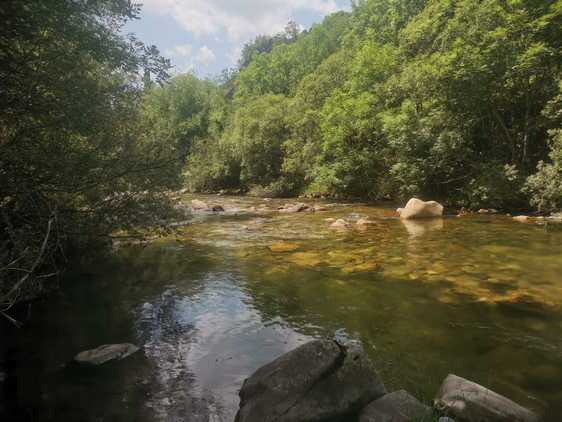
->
[[3, 195, 562, 421]]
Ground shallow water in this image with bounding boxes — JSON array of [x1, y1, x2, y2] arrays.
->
[[2, 195, 562, 421]]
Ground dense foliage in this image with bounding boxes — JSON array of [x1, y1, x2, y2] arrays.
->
[[0, 0, 178, 315], [151, 0, 561, 211]]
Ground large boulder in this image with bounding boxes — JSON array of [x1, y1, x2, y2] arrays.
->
[[397, 198, 444, 220], [359, 390, 432, 422], [236, 340, 386, 422], [74, 343, 139, 366], [434, 374, 539, 422]]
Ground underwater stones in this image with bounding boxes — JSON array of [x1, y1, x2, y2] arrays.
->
[[397, 198, 444, 220], [74, 343, 139, 366], [342, 260, 378, 274], [434, 374, 539, 422], [269, 243, 299, 253], [288, 252, 323, 267], [359, 390, 432, 422], [236, 340, 386, 422], [330, 219, 351, 230]]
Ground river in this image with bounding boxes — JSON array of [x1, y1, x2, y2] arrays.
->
[[2, 195, 562, 421]]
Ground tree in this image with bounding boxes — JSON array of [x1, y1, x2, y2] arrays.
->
[[0, 0, 175, 316]]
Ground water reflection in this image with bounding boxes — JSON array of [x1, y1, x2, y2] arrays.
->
[[401, 218, 444, 237]]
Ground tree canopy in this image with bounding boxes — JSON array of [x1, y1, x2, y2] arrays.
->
[[161, 0, 561, 209]]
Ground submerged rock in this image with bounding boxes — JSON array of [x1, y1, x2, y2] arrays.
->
[[236, 340, 386, 422], [330, 219, 351, 230], [397, 198, 444, 220], [74, 343, 140, 366], [359, 390, 432, 422], [269, 243, 299, 253], [434, 374, 539, 422]]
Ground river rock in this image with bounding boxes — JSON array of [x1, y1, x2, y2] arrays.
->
[[211, 205, 225, 212], [434, 374, 539, 422], [74, 343, 140, 366], [191, 199, 210, 211], [330, 219, 351, 230], [236, 340, 386, 422], [397, 198, 444, 220], [359, 390, 432, 422], [279, 203, 309, 213], [513, 215, 530, 223]]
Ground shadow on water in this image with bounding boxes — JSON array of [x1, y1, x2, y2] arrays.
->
[[2, 195, 562, 421]]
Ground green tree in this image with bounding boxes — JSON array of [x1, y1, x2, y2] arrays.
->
[[0, 0, 175, 314]]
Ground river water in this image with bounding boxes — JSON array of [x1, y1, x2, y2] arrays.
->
[[2, 195, 562, 421]]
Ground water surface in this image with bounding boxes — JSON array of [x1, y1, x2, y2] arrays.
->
[[3, 195, 562, 421]]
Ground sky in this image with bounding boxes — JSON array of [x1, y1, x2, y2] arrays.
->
[[124, 0, 351, 78]]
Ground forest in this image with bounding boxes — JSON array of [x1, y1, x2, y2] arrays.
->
[[2, 0, 562, 308], [2, 1, 562, 421]]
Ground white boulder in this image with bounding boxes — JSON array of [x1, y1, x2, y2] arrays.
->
[[397, 198, 444, 220]]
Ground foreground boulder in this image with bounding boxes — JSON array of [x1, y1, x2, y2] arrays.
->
[[397, 198, 444, 220], [236, 340, 386, 422], [74, 343, 139, 366], [434, 374, 539, 422], [360, 390, 432, 422]]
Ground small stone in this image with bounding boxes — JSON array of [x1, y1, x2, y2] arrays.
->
[[330, 219, 351, 230], [74, 343, 140, 366], [513, 215, 529, 223], [269, 243, 299, 253], [211, 205, 225, 212], [279, 203, 309, 213], [191, 199, 210, 211]]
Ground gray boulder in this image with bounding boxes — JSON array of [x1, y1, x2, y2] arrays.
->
[[74, 343, 139, 366], [236, 340, 386, 422], [434, 374, 539, 422], [359, 390, 432, 422]]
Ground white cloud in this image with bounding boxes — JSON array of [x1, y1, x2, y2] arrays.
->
[[196, 46, 217, 67], [164, 44, 217, 74], [165, 43, 193, 58], [142, 0, 342, 41]]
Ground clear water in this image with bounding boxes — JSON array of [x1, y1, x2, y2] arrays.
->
[[2, 195, 562, 421]]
